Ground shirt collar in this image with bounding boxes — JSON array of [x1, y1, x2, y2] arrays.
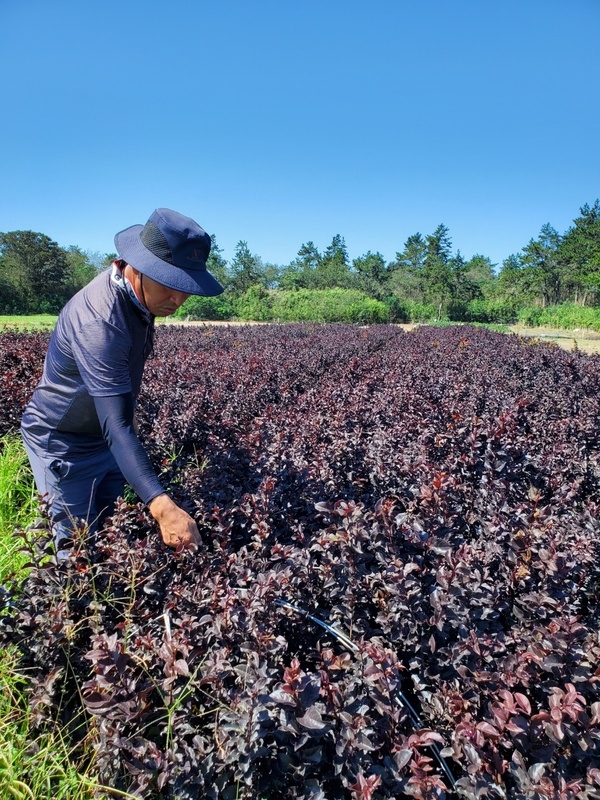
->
[[111, 263, 154, 324]]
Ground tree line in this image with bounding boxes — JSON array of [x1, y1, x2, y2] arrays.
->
[[0, 231, 111, 314], [1, 200, 599, 323]]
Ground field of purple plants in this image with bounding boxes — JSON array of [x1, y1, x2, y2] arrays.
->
[[1, 323, 600, 799]]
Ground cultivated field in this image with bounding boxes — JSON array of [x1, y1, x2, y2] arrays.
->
[[0, 324, 599, 799], [5, 313, 600, 355], [161, 317, 600, 356]]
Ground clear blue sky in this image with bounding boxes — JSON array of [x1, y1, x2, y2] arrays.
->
[[1, 0, 599, 270]]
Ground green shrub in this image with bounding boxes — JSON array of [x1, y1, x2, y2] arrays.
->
[[462, 298, 520, 324], [175, 294, 235, 321], [232, 285, 274, 321], [269, 289, 318, 321], [446, 300, 468, 322], [398, 300, 439, 323], [382, 296, 410, 323], [343, 298, 390, 324], [534, 302, 600, 331], [270, 289, 386, 323], [38, 297, 64, 315], [517, 305, 546, 327]]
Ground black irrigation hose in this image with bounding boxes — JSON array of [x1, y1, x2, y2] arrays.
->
[[275, 599, 457, 792]]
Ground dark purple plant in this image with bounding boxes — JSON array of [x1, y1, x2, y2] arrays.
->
[[1, 324, 599, 798]]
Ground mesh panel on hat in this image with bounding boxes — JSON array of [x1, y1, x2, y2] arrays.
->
[[140, 221, 174, 264]]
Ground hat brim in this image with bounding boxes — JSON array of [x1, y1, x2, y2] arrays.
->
[[115, 224, 224, 297]]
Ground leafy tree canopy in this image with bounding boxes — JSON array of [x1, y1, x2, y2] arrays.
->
[[0, 230, 70, 313]]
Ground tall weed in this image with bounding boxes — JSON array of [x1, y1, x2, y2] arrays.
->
[[0, 434, 37, 584]]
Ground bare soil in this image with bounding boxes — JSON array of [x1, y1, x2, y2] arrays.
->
[[507, 325, 600, 355]]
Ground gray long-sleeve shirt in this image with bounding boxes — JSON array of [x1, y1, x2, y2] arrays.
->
[[21, 268, 164, 503]]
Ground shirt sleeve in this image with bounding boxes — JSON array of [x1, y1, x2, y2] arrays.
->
[[93, 393, 165, 505]]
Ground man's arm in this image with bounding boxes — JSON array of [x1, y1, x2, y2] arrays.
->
[[93, 393, 201, 548]]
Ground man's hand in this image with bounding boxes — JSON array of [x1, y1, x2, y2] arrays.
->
[[148, 493, 201, 549]]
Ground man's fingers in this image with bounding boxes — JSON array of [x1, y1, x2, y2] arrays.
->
[[163, 531, 200, 550]]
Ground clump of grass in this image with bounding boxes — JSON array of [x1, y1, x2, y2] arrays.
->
[[0, 434, 38, 585]]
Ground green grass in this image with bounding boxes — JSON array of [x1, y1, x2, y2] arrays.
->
[[0, 315, 57, 330], [0, 435, 37, 584]]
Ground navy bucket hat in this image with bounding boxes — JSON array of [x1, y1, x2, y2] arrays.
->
[[114, 208, 224, 296]]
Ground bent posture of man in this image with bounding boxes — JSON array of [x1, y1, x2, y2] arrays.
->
[[21, 208, 223, 552]]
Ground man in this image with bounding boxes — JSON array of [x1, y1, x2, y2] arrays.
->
[[21, 208, 223, 553]]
